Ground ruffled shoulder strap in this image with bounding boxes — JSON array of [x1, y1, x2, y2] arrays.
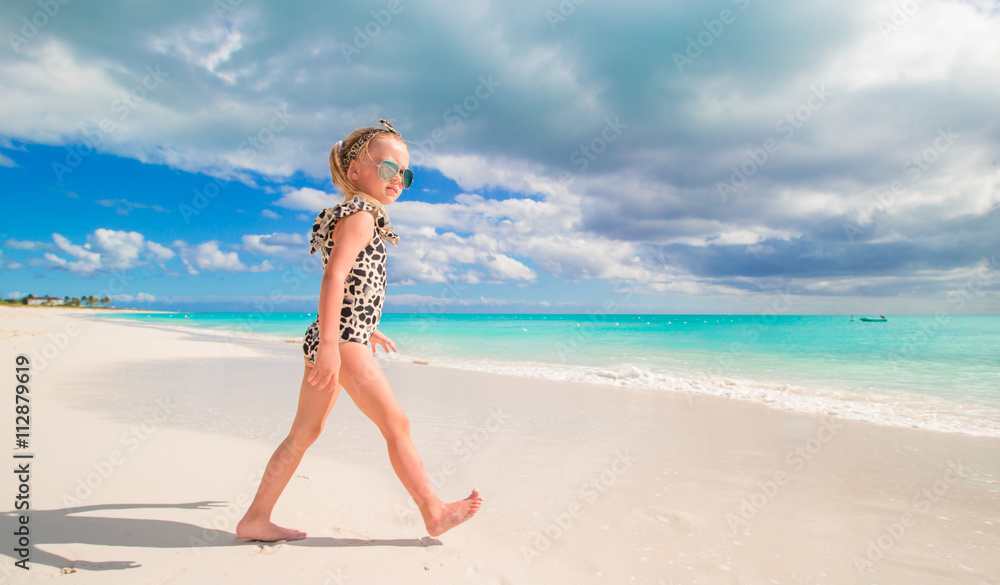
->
[[309, 195, 399, 255]]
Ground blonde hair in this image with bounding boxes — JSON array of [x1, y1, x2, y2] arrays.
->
[[329, 119, 405, 199]]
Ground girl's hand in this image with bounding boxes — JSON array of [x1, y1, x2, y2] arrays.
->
[[369, 329, 397, 354], [307, 342, 341, 392]]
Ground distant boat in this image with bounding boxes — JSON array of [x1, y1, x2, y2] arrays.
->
[[859, 315, 888, 322]]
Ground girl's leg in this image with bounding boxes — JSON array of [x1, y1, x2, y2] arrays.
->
[[236, 361, 341, 541], [337, 341, 483, 537]]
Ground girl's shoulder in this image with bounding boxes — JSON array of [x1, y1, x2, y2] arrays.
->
[[309, 195, 399, 256]]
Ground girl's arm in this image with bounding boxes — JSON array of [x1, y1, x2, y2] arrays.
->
[[306, 210, 376, 392]]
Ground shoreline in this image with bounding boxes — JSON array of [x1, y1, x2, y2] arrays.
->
[[82, 310, 1000, 439], [0, 305, 175, 314], [1, 306, 998, 583]]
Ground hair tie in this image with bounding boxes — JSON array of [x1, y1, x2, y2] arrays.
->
[[378, 119, 401, 136]]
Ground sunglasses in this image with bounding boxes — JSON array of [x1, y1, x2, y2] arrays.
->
[[359, 159, 413, 189]]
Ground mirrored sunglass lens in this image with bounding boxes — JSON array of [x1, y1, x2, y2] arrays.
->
[[377, 161, 398, 181], [376, 161, 412, 189]]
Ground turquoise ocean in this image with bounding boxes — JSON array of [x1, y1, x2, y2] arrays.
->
[[93, 312, 1000, 437]]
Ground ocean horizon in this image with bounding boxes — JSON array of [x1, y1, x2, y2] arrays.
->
[[92, 311, 1000, 438]]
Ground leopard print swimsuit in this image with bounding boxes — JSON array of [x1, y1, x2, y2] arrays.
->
[[302, 195, 399, 363]]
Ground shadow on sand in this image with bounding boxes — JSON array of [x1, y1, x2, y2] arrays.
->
[[4, 502, 440, 572]]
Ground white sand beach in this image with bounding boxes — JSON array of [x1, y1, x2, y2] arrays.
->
[[1, 306, 998, 584]]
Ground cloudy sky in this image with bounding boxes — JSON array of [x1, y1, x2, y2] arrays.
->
[[1, 0, 998, 314]]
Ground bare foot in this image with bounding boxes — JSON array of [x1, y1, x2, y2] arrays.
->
[[423, 489, 483, 537], [236, 516, 306, 542]]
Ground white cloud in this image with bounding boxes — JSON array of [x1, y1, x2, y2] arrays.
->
[[148, 12, 254, 84], [248, 260, 274, 272], [385, 293, 556, 310], [146, 241, 176, 262], [389, 187, 680, 286], [40, 230, 181, 275], [481, 252, 536, 281], [825, 2, 1000, 93], [260, 209, 281, 219], [0, 38, 305, 179], [241, 232, 308, 257], [110, 292, 155, 302], [0, 152, 16, 167], [96, 198, 169, 215], [50, 233, 102, 274], [31, 229, 279, 278], [274, 187, 341, 212], [91, 229, 145, 270], [179, 241, 243, 274], [176, 240, 272, 275], [4, 239, 49, 250]]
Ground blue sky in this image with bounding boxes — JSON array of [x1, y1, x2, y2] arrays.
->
[[1, 0, 998, 314]]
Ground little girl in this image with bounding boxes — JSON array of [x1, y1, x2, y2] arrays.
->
[[236, 119, 482, 541]]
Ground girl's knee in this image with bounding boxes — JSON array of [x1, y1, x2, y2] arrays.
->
[[288, 424, 323, 450], [381, 411, 410, 442]]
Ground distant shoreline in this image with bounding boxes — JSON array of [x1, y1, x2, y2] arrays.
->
[[0, 303, 174, 314]]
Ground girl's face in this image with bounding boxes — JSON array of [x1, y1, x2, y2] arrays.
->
[[348, 135, 410, 206]]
